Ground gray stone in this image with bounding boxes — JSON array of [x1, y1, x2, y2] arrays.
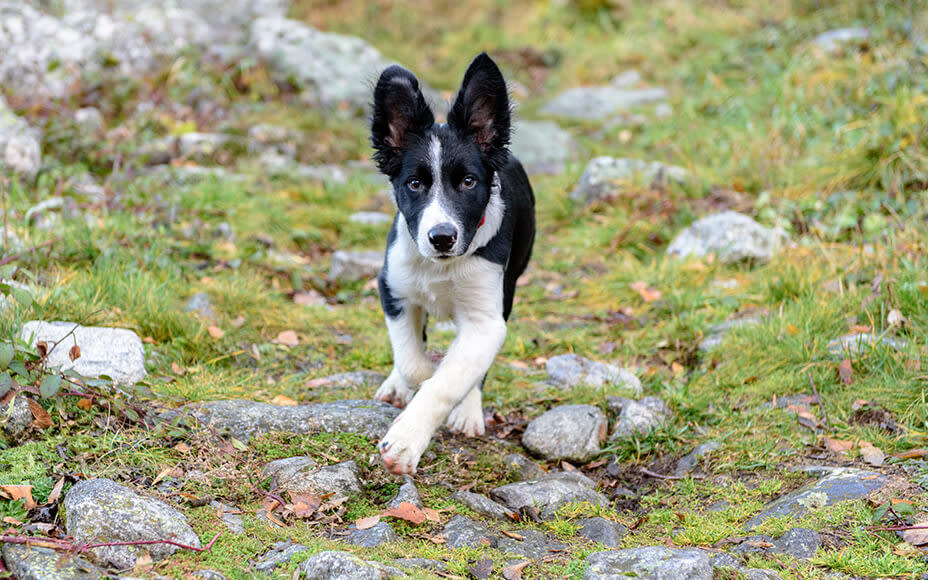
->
[[291, 163, 350, 183], [672, 441, 720, 476], [503, 453, 547, 481], [577, 517, 627, 547], [813, 28, 871, 52], [774, 528, 821, 559], [20, 321, 147, 385], [827, 332, 908, 357], [611, 70, 642, 88], [300, 550, 404, 579], [609, 397, 672, 439], [584, 547, 712, 580], [210, 501, 244, 535], [330, 250, 383, 281], [312, 371, 387, 390], [389, 476, 423, 509], [394, 558, 447, 572], [190, 398, 400, 441], [193, 571, 228, 580], [540, 86, 668, 121], [1, 543, 103, 579], [490, 472, 608, 521], [253, 541, 307, 573], [1, 394, 34, 440], [522, 404, 607, 463], [745, 468, 888, 528], [177, 132, 242, 160], [450, 490, 517, 521], [707, 551, 742, 571], [64, 478, 201, 569], [699, 317, 764, 351], [264, 458, 361, 499], [343, 521, 398, 547], [509, 120, 577, 175], [546, 354, 641, 393], [741, 570, 783, 580], [185, 292, 215, 319], [440, 515, 496, 549], [667, 211, 790, 264], [69, 174, 107, 203], [569, 157, 689, 205], [350, 211, 393, 226], [247, 123, 299, 157], [74, 107, 104, 133], [496, 529, 566, 559], [0, 96, 41, 178]]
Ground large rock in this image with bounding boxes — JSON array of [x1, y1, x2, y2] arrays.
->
[[584, 547, 712, 580], [509, 120, 577, 175], [569, 157, 689, 205], [1, 543, 104, 579], [540, 86, 668, 121], [440, 515, 496, 549], [329, 250, 384, 281], [343, 521, 398, 547], [0, 96, 41, 178], [450, 490, 517, 521], [190, 399, 400, 440], [490, 472, 608, 520], [253, 541, 307, 573], [300, 550, 404, 579], [521, 404, 607, 463], [263, 458, 361, 499], [20, 321, 147, 385], [64, 478, 201, 569], [609, 396, 672, 439], [577, 517, 627, 547], [667, 211, 790, 264], [546, 354, 641, 393]]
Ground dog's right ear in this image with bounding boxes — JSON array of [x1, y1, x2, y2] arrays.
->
[[371, 65, 435, 177]]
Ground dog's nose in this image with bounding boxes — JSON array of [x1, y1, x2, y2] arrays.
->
[[428, 223, 457, 252]]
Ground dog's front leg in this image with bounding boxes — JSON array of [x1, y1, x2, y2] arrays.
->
[[375, 304, 433, 408]]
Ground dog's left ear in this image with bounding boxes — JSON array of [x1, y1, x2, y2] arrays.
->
[[448, 53, 511, 168]]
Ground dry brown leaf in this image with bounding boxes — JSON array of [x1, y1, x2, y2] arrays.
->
[[26, 398, 53, 429], [151, 466, 172, 487], [273, 330, 299, 347], [838, 359, 854, 385], [207, 326, 225, 339], [502, 560, 531, 580], [68, 345, 81, 362], [381, 501, 426, 525], [860, 445, 885, 467], [0, 485, 35, 509], [230, 315, 247, 328], [174, 442, 192, 453], [824, 437, 853, 455], [894, 448, 928, 459], [46, 477, 65, 505], [355, 515, 381, 530], [288, 493, 323, 519], [422, 507, 441, 523], [851, 398, 872, 411], [171, 362, 186, 376], [901, 517, 928, 547], [271, 394, 299, 406], [630, 281, 661, 302], [796, 410, 819, 430], [849, 324, 872, 333], [36, 341, 48, 358], [304, 377, 332, 389], [2, 516, 23, 526], [77, 398, 93, 410], [501, 530, 524, 540]]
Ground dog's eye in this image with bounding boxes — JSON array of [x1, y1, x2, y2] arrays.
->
[[407, 179, 423, 192], [461, 175, 477, 190]]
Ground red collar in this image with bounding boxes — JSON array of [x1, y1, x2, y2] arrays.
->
[[478, 214, 486, 227]]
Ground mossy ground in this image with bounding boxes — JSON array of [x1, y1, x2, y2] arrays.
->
[[2, 0, 928, 578]]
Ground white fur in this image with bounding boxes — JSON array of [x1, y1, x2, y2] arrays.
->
[[466, 172, 505, 255], [414, 136, 463, 258]]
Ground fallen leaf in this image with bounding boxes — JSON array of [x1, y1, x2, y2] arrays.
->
[[174, 442, 192, 453], [824, 437, 853, 455], [744, 540, 775, 548], [26, 398, 53, 429], [849, 324, 872, 333], [293, 291, 326, 306], [271, 394, 299, 406], [860, 445, 885, 467], [151, 466, 173, 487], [630, 281, 661, 302], [901, 517, 928, 547], [355, 515, 381, 530], [796, 410, 819, 430], [304, 377, 332, 388], [381, 501, 426, 525], [422, 507, 441, 523], [207, 326, 225, 339], [894, 448, 928, 459], [501, 530, 524, 540], [68, 345, 81, 362], [468, 558, 494, 580], [45, 477, 65, 505], [230, 437, 248, 451], [273, 330, 299, 347], [2, 516, 22, 526], [230, 315, 247, 328], [0, 485, 35, 509], [35, 341, 48, 358], [171, 362, 186, 376], [852, 399, 872, 411], [838, 359, 854, 385], [502, 560, 531, 580], [887, 309, 907, 328], [77, 398, 93, 410], [288, 493, 322, 519]]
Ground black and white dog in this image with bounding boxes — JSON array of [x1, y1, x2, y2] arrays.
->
[[370, 53, 535, 475]]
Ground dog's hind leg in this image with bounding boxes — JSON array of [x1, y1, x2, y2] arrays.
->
[[375, 304, 434, 408], [446, 382, 485, 437]]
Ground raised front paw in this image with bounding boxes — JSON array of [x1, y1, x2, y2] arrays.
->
[[374, 369, 414, 408], [378, 409, 434, 475]]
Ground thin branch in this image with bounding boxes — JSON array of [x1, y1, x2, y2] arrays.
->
[[0, 532, 221, 555], [82, 532, 222, 552], [639, 467, 704, 481], [866, 524, 928, 532], [0, 237, 61, 267], [807, 372, 831, 429]]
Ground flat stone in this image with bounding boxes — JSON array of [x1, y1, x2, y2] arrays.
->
[[253, 541, 307, 573], [569, 157, 689, 205], [611, 70, 642, 88], [490, 472, 608, 521], [349, 211, 393, 225], [177, 132, 241, 160], [300, 550, 405, 579], [667, 211, 790, 264], [774, 528, 821, 559], [672, 441, 720, 476], [193, 571, 228, 580], [20, 321, 147, 385], [185, 292, 215, 319], [389, 476, 423, 509], [189, 399, 400, 441], [263, 458, 361, 499], [699, 317, 764, 351], [577, 516, 627, 547], [540, 86, 668, 121], [343, 521, 398, 547], [521, 404, 607, 463], [707, 551, 742, 571], [1, 394, 35, 441], [440, 515, 496, 549], [64, 478, 201, 569], [813, 28, 871, 52], [1, 543, 103, 579], [310, 371, 387, 390], [509, 120, 577, 175], [745, 468, 888, 529], [546, 354, 641, 393], [0, 96, 41, 178], [450, 490, 517, 521], [394, 558, 447, 572], [210, 501, 244, 535], [741, 570, 784, 580], [329, 250, 383, 281], [584, 547, 712, 580], [827, 333, 908, 357], [503, 453, 547, 481], [609, 396, 672, 439], [496, 529, 566, 558]]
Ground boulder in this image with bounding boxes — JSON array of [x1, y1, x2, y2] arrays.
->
[[263, 458, 361, 499], [509, 120, 577, 175], [546, 354, 641, 393], [540, 86, 668, 121], [490, 472, 607, 520], [329, 250, 384, 281], [569, 157, 689, 205], [300, 550, 405, 579], [667, 211, 790, 264]]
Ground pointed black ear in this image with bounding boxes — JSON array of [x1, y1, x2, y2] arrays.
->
[[447, 53, 511, 168], [371, 65, 435, 176]]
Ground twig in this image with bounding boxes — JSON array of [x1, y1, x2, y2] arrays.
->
[[639, 467, 704, 481], [866, 524, 928, 532], [82, 532, 221, 552], [0, 237, 61, 267], [0, 532, 221, 555], [807, 373, 831, 429]]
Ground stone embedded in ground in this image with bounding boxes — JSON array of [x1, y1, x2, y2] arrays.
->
[[343, 521, 398, 547], [699, 316, 764, 351], [813, 28, 871, 52], [0, 95, 42, 178], [69, 173, 107, 203], [741, 570, 784, 580], [584, 547, 713, 580], [509, 120, 577, 175], [673, 441, 721, 476], [611, 70, 642, 88], [253, 541, 308, 573], [210, 501, 244, 535], [311, 371, 387, 390], [329, 250, 384, 281], [247, 123, 299, 158], [1, 543, 104, 580], [188, 399, 400, 441], [1, 395, 35, 440], [389, 476, 423, 509], [667, 211, 790, 264], [349, 211, 393, 225], [521, 404, 607, 463], [394, 558, 447, 573], [490, 472, 608, 521], [708, 551, 742, 571], [826, 332, 908, 357], [20, 321, 147, 385], [774, 528, 821, 559], [450, 490, 517, 521], [299, 550, 405, 579], [540, 86, 668, 121], [263, 457, 361, 499], [496, 529, 566, 559], [194, 570, 228, 580], [568, 156, 689, 205], [64, 478, 201, 569], [185, 292, 215, 319], [744, 468, 889, 529], [503, 453, 547, 481], [177, 132, 241, 161], [608, 396, 672, 439], [441, 515, 497, 549], [577, 516, 628, 547], [546, 354, 641, 393]]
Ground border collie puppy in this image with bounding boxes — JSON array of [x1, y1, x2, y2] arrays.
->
[[370, 53, 535, 475]]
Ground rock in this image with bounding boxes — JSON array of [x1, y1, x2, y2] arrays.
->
[[194, 571, 228, 580], [827, 333, 908, 357], [502, 453, 547, 481], [210, 501, 244, 535], [611, 70, 642, 88], [490, 472, 608, 521], [349, 211, 393, 225], [330, 250, 384, 281], [741, 570, 783, 580], [440, 515, 496, 549], [189, 399, 400, 441], [1, 395, 35, 440], [177, 132, 242, 161], [310, 371, 387, 390], [667, 211, 790, 264], [253, 541, 307, 573], [64, 478, 201, 569], [69, 174, 107, 203], [185, 292, 215, 319], [496, 529, 566, 558], [343, 521, 398, 547], [546, 354, 641, 393], [0, 96, 41, 178], [1, 543, 104, 579], [672, 441, 720, 476], [291, 163, 350, 183], [813, 28, 871, 52], [774, 528, 821, 559], [394, 558, 447, 573], [584, 547, 712, 580], [20, 321, 147, 385], [540, 86, 668, 121], [521, 404, 607, 463], [699, 316, 764, 351], [264, 458, 361, 499], [300, 550, 404, 579], [74, 107, 104, 133], [609, 396, 672, 439], [744, 468, 888, 528], [509, 120, 577, 175], [0, 228, 23, 255], [707, 551, 742, 571], [569, 157, 689, 205], [450, 491, 517, 521], [247, 123, 299, 157], [389, 476, 423, 509], [577, 517, 627, 547]]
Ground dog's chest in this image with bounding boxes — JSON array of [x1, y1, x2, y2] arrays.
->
[[400, 265, 458, 320]]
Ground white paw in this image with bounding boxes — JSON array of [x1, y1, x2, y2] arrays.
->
[[379, 407, 435, 475], [374, 369, 415, 408], [446, 388, 485, 437]]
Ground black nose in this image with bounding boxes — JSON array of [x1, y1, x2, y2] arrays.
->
[[428, 223, 457, 252]]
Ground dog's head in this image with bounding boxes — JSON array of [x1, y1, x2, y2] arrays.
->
[[371, 53, 511, 260]]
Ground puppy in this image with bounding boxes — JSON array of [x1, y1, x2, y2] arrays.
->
[[370, 53, 536, 475]]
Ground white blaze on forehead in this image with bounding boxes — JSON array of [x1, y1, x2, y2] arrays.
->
[[415, 135, 460, 256]]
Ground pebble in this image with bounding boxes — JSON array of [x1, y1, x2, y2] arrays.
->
[[521, 404, 607, 463]]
